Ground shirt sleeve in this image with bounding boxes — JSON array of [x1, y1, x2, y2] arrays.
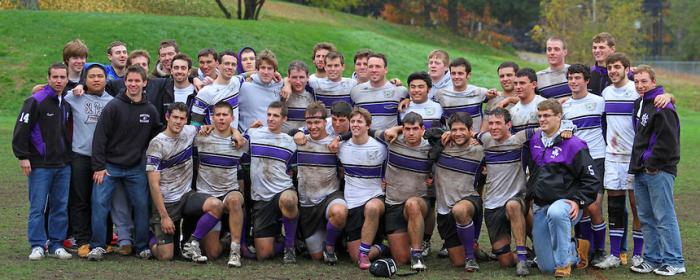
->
[[12, 97, 39, 160]]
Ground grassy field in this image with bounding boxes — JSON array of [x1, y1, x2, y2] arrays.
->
[[0, 2, 698, 279]]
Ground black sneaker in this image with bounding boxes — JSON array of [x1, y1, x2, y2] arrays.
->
[[630, 260, 657, 274], [322, 243, 338, 265], [411, 253, 427, 271], [283, 247, 296, 264], [654, 264, 686, 276], [590, 249, 607, 267]]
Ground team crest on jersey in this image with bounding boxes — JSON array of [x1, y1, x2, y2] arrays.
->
[[640, 113, 649, 126], [550, 146, 562, 159], [425, 108, 435, 116], [139, 114, 150, 123], [383, 90, 393, 98], [585, 103, 596, 111], [367, 151, 378, 161]]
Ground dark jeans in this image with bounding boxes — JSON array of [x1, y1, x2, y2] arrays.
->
[[69, 154, 113, 245]]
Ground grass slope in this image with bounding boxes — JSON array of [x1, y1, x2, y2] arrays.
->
[[0, 4, 698, 279]]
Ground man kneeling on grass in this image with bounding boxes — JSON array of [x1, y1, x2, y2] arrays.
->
[[146, 102, 224, 262]]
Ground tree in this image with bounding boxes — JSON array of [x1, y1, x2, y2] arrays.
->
[[215, 0, 232, 19], [532, 0, 646, 63], [231, 0, 265, 20], [21, 0, 38, 10], [667, 0, 700, 60]]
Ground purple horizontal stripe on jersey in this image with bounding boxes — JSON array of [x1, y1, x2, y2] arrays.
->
[[357, 102, 399, 116], [316, 95, 353, 107], [199, 153, 240, 168], [287, 108, 306, 121], [442, 104, 482, 118], [297, 151, 337, 166], [572, 116, 602, 129], [436, 155, 480, 175], [539, 84, 571, 99], [222, 94, 239, 107], [485, 149, 522, 164], [512, 123, 538, 133], [605, 101, 635, 115], [387, 151, 430, 173], [159, 146, 193, 169], [344, 165, 383, 178], [251, 144, 294, 162]]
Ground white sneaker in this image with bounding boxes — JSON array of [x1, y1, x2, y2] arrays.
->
[[137, 249, 152, 260], [594, 254, 620, 269], [49, 248, 72, 260], [87, 247, 107, 261], [183, 240, 208, 263], [228, 243, 241, 267], [28, 247, 45, 260], [631, 255, 644, 267], [654, 265, 686, 276], [630, 260, 657, 273]]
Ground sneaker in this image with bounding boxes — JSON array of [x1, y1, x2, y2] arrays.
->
[[183, 240, 208, 263], [87, 247, 107, 261], [137, 249, 152, 260], [590, 249, 607, 266], [49, 248, 72, 260], [631, 255, 644, 267], [619, 251, 629, 265], [28, 247, 45, 261], [322, 243, 338, 265], [474, 244, 492, 262], [77, 244, 91, 258], [117, 244, 132, 256], [421, 240, 431, 257], [516, 260, 530, 276], [411, 253, 427, 271], [437, 244, 449, 258], [358, 253, 371, 270], [575, 239, 590, 269], [630, 260, 657, 273], [554, 265, 572, 278], [282, 247, 296, 264], [105, 245, 114, 254], [653, 264, 686, 276], [464, 258, 479, 272], [594, 254, 620, 269]]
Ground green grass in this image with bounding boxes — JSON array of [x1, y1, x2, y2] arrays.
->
[[0, 3, 698, 279]]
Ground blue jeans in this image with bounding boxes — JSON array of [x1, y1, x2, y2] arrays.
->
[[111, 184, 134, 246], [90, 163, 149, 251], [532, 199, 583, 273], [27, 166, 70, 252], [634, 171, 685, 267]]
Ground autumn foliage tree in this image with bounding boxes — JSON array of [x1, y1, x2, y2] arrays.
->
[[531, 0, 646, 63]]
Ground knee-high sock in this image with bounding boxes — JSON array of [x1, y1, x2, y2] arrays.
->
[[592, 222, 607, 251], [192, 212, 219, 240], [578, 216, 593, 252], [282, 216, 298, 249], [456, 221, 475, 260], [632, 230, 643, 256], [325, 222, 341, 248]]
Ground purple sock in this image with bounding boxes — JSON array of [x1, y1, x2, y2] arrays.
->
[[516, 245, 528, 262], [592, 222, 607, 250], [473, 217, 482, 242], [325, 222, 341, 247], [282, 216, 298, 249], [274, 241, 285, 254], [632, 230, 644, 256], [456, 221, 475, 260], [411, 248, 422, 257], [609, 228, 624, 257], [359, 242, 371, 256], [578, 216, 593, 252], [192, 212, 220, 240], [240, 215, 249, 248], [148, 231, 157, 247]]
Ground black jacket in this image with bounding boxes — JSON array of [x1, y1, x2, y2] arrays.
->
[[91, 91, 162, 171], [528, 132, 600, 208], [629, 86, 680, 176], [12, 85, 72, 168]]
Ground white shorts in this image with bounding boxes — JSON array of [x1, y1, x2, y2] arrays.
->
[[604, 160, 634, 191]]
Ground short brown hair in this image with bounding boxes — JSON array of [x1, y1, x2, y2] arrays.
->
[[197, 48, 217, 59], [592, 32, 616, 48], [449, 57, 472, 74], [325, 51, 344, 65], [606, 53, 631, 69], [312, 42, 336, 60], [305, 101, 327, 119], [158, 39, 179, 55], [537, 99, 563, 115], [256, 49, 278, 71], [287, 60, 309, 75], [48, 63, 68, 76], [107, 41, 126, 55], [172, 53, 192, 69], [428, 49, 449, 65], [353, 49, 372, 64], [546, 36, 567, 50], [63, 39, 89, 64], [125, 64, 148, 81], [268, 100, 288, 117], [368, 52, 387, 67], [634, 64, 656, 81], [127, 49, 151, 66], [350, 107, 372, 126]]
